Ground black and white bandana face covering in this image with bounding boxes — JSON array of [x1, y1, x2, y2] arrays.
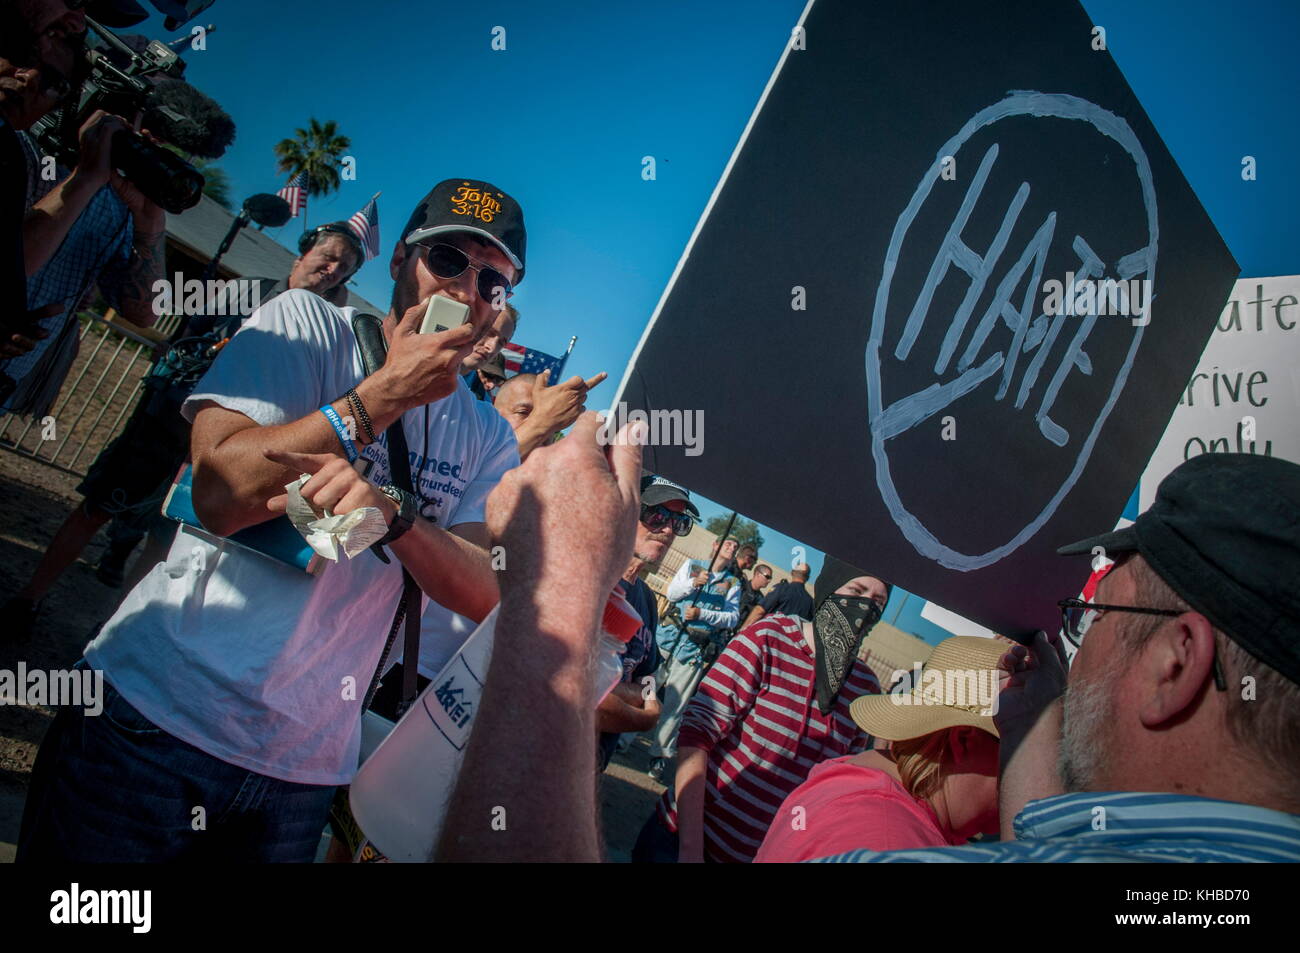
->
[[812, 594, 883, 714]]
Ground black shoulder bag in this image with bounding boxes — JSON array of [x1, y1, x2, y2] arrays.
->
[[352, 312, 423, 720]]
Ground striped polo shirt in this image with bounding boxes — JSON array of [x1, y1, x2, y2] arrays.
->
[[659, 614, 881, 862], [818, 791, 1300, 862]]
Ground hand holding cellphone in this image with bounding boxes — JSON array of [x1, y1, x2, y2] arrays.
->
[[419, 295, 471, 334]]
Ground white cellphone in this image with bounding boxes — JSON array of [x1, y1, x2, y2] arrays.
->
[[419, 295, 471, 334]]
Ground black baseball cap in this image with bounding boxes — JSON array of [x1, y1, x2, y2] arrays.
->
[[477, 353, 508, 382], [1058, 454, 1300, 686], [402, 179, 526, 283], [640, 474, 700, 519]]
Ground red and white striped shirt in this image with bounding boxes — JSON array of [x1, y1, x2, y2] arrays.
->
[[658, 614, 881, 862]]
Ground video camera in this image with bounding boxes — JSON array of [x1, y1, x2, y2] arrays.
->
[[27, 13, 234, 214]]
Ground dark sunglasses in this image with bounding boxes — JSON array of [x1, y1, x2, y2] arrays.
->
[[416, 242, 514, 303], [640, 504, 693, 537]]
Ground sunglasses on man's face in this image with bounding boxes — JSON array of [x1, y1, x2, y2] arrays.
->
[[416, 242, 514, 303], [640, 504, 693, 537]]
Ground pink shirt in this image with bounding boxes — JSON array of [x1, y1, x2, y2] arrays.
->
[[753, 756, 960, 862]]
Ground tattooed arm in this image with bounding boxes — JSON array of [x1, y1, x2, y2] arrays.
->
[[114, 210, 166, 328], [82, 112, 168, 328]]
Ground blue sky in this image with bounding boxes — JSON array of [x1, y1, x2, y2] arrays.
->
[[147, 0, 1297, 643]]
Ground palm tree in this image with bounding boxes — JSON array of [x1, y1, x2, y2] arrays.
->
[[273, 118, 351, 227]]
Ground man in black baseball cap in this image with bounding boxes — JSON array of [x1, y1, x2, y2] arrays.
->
[[1056, 453, 1300, 688], [639, 474, 701, 521], [593, 474, 701, 772], [401, 178, 525, 284], [16, 175, 531, 862], [843, 452, 1300, 863], [384, 177, 527, 370]]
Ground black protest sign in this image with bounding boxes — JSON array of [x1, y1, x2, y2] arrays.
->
[[612, 0, 1239, 637]]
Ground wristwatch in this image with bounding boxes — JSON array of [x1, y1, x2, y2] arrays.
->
[[375, 484, 418, 547]]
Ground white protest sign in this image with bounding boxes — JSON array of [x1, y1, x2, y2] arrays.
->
[[1139, 275, 1300, 512], [919, 601, 997, 640]]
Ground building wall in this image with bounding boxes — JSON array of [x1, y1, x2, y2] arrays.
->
[[859, 621, 933, 689]]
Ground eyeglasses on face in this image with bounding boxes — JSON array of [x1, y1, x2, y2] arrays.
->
[[1056, 597, 1227, 691], [640, 504, 693, 537]]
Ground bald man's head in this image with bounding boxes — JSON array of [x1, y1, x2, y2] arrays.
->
[[493, 373, 536, 432]]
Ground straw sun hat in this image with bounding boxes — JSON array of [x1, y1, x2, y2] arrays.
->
[[849, 636, 1008, 741]]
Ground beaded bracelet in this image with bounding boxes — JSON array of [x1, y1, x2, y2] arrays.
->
[[345, 388, 377, 443]]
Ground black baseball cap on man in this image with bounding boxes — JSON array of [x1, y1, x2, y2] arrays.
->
[[402, 178, 527, 282], [477, 353, 508, 382], [640, 474, 700, 519], [1058, 453, 1300, 686]]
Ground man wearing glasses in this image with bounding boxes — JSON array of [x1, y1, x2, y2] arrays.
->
[[743, 561, 814, 629], [595, 475, 699, 771], [827, 453, 1300, 863], [19, 178, 528, 862], [736, 553, 770, 626], [432, 451, 1300, 864]]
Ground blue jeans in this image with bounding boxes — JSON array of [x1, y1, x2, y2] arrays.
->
[[17, 662, 336, 863]]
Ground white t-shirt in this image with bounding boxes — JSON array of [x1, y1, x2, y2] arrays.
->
[[389, 375, 500, 682], [389, 600, 477, 682], [84, 290, 519, 785]]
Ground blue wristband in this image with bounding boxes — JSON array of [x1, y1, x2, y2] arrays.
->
[[320, 404, 358, 463]]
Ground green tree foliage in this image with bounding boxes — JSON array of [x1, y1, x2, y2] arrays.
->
[[705, 515, 764, 552], [192, 157, 232, 209]]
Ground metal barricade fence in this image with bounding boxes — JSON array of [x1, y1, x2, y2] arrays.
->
[[0, 310, 177, 478]]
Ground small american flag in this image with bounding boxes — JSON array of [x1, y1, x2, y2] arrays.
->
[[501, 341, 568, 379], [348, 193, 381, 261], [277, 171, 308, 218]]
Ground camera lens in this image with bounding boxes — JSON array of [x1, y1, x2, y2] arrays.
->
[[110, 131, 205, 214]]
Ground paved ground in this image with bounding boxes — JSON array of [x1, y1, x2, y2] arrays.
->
[[0, 447, 667, 863]]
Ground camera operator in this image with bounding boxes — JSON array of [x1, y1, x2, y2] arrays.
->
[[18, 178, 527, 863], [2, 3, 175, 418], [4, 223, 364, 636], [5, 106, 169, 415], [0, 2, 78, 365]]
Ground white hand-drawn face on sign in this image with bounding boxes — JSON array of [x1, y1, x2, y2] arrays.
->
[[867, 91, 1159, 572]]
